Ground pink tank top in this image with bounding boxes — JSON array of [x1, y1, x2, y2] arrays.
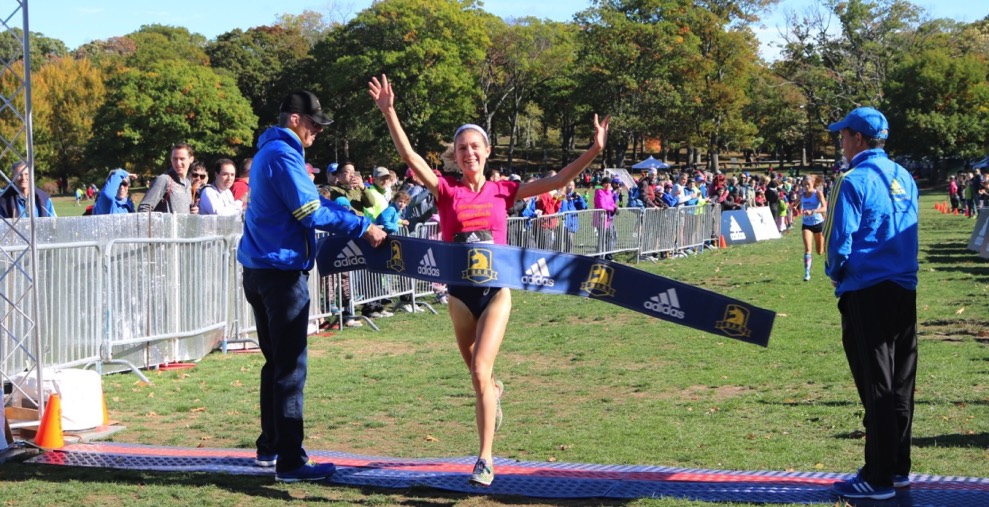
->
[[436, 175, 520, 245]]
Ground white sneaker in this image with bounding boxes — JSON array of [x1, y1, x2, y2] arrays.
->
[[402, 304, 415, 313], [378, 310, 395, 318], [344, 319, 363, 328], [368, 311, 383, 318]]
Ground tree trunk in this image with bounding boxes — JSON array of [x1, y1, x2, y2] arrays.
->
[[507, 108, 519, 171]]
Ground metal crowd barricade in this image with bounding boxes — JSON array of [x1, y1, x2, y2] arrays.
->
[[529, 213, 564, 251], [223, 234, 259, 352], [0, 241, 104, 375], [101, 235, 229, 378], [506, 216, 536, 248], [674, 204, 715, 253], [640, 207, 680, 257], [405, 222, 441, 314], [593, 207, 642, 259], [567, 209, 605, 256]]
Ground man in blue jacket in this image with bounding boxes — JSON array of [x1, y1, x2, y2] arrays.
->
[[238, 90, 386, 483], [823, 107, 919, 501]]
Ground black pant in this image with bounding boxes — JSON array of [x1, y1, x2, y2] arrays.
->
[[839, 281, 917, 487], [243, 268, 311, 473]]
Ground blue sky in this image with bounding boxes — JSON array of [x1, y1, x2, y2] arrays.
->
[[25, 0, 985, 61]]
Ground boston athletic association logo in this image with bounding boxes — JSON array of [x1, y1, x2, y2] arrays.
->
[[386, 239, 405, 273], [715, 304, 752, 338], [462, 248, 498, 284], [580, 263, 615, 297]]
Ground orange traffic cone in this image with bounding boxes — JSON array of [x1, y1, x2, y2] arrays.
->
[[954, 208, 959, 215], [35, 393, 64, 449], [719, 235, 727, 249]]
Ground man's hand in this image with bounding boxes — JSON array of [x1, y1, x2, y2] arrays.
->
[[362, 223, 387, 247]]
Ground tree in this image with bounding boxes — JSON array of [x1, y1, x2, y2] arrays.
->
[[885, 48, 989, 181], [776, 0, 923, 137], [498, 18, 578, 169], [477, 14, 512, 141], [742, 66, 807, 162], [276, 10, 332, 48], [73, 36, 137, 70], [0, 60, 30, 173], [206, 26, 311, 135], [86, 60, 257, 174], [312, 0, 490, 166], [124, 25, 210, 69], [573, 0, 696, 168], [32, 57, 106, 182], [0, 29, 69, 71], [671, 0, 775, 169]]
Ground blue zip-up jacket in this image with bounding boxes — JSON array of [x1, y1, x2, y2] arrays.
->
[[375, 203, 403, 234], [93, 169, 135, 215], [238, 126, 371, 271], [823, 148, 918, 296]]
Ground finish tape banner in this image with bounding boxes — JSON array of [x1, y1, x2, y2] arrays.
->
[[316, 236, 775, 347]]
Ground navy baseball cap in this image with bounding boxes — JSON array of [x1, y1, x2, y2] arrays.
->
[[828, 107, 888, 139]]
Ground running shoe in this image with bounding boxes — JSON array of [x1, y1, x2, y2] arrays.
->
[[832, 473, 895, 500], [378, 310, 395, 318], [494, 380, 504, 432], [255, 452, 277, 468], [275, 460, 336, 483], [344, 319, 363, 328], [469, 458, 494, 487], [893, 474, 911, 488]]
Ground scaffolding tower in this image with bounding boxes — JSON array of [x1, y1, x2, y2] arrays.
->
[[0, 0, 44, 444]]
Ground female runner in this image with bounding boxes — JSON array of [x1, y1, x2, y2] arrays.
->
[[369, 74, 609, 486], [797, 174, 827, 281]]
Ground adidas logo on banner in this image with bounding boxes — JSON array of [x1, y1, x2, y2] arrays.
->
[[729, 216, 747, 241], [643, 288, 686, 319], [418, 248, 441, 277], [521, 258, 555, 287], [333, 241, 367, 268]]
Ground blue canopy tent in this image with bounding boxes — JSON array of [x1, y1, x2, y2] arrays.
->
[[631, 156, 670, 170], [973, 156, 989, 170]]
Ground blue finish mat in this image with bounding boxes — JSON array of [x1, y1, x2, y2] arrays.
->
[[27, 442, 989, 505]]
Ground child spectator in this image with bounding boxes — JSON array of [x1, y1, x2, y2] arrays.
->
[[375, 190, 410, 234]]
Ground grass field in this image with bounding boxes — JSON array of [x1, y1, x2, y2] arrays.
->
[[3, 188, 987, 507]]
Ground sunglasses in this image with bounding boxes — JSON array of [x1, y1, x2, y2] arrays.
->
[[120, 181, 129, 187], [191, 173, 208, 180], [304, 115, 324, 132]]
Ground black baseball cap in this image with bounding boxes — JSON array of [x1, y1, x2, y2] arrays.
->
[[279, 90, 333, 126]]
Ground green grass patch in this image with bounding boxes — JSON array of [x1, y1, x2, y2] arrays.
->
[[4, 188, 988, 507]]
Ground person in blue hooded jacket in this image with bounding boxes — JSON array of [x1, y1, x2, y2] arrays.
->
[[824, 106, 918, 502], [237, 90, 387, 483], [92, 168, 136, 215]]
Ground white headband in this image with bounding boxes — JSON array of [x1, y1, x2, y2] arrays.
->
[[454, 124, 489, 145]]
